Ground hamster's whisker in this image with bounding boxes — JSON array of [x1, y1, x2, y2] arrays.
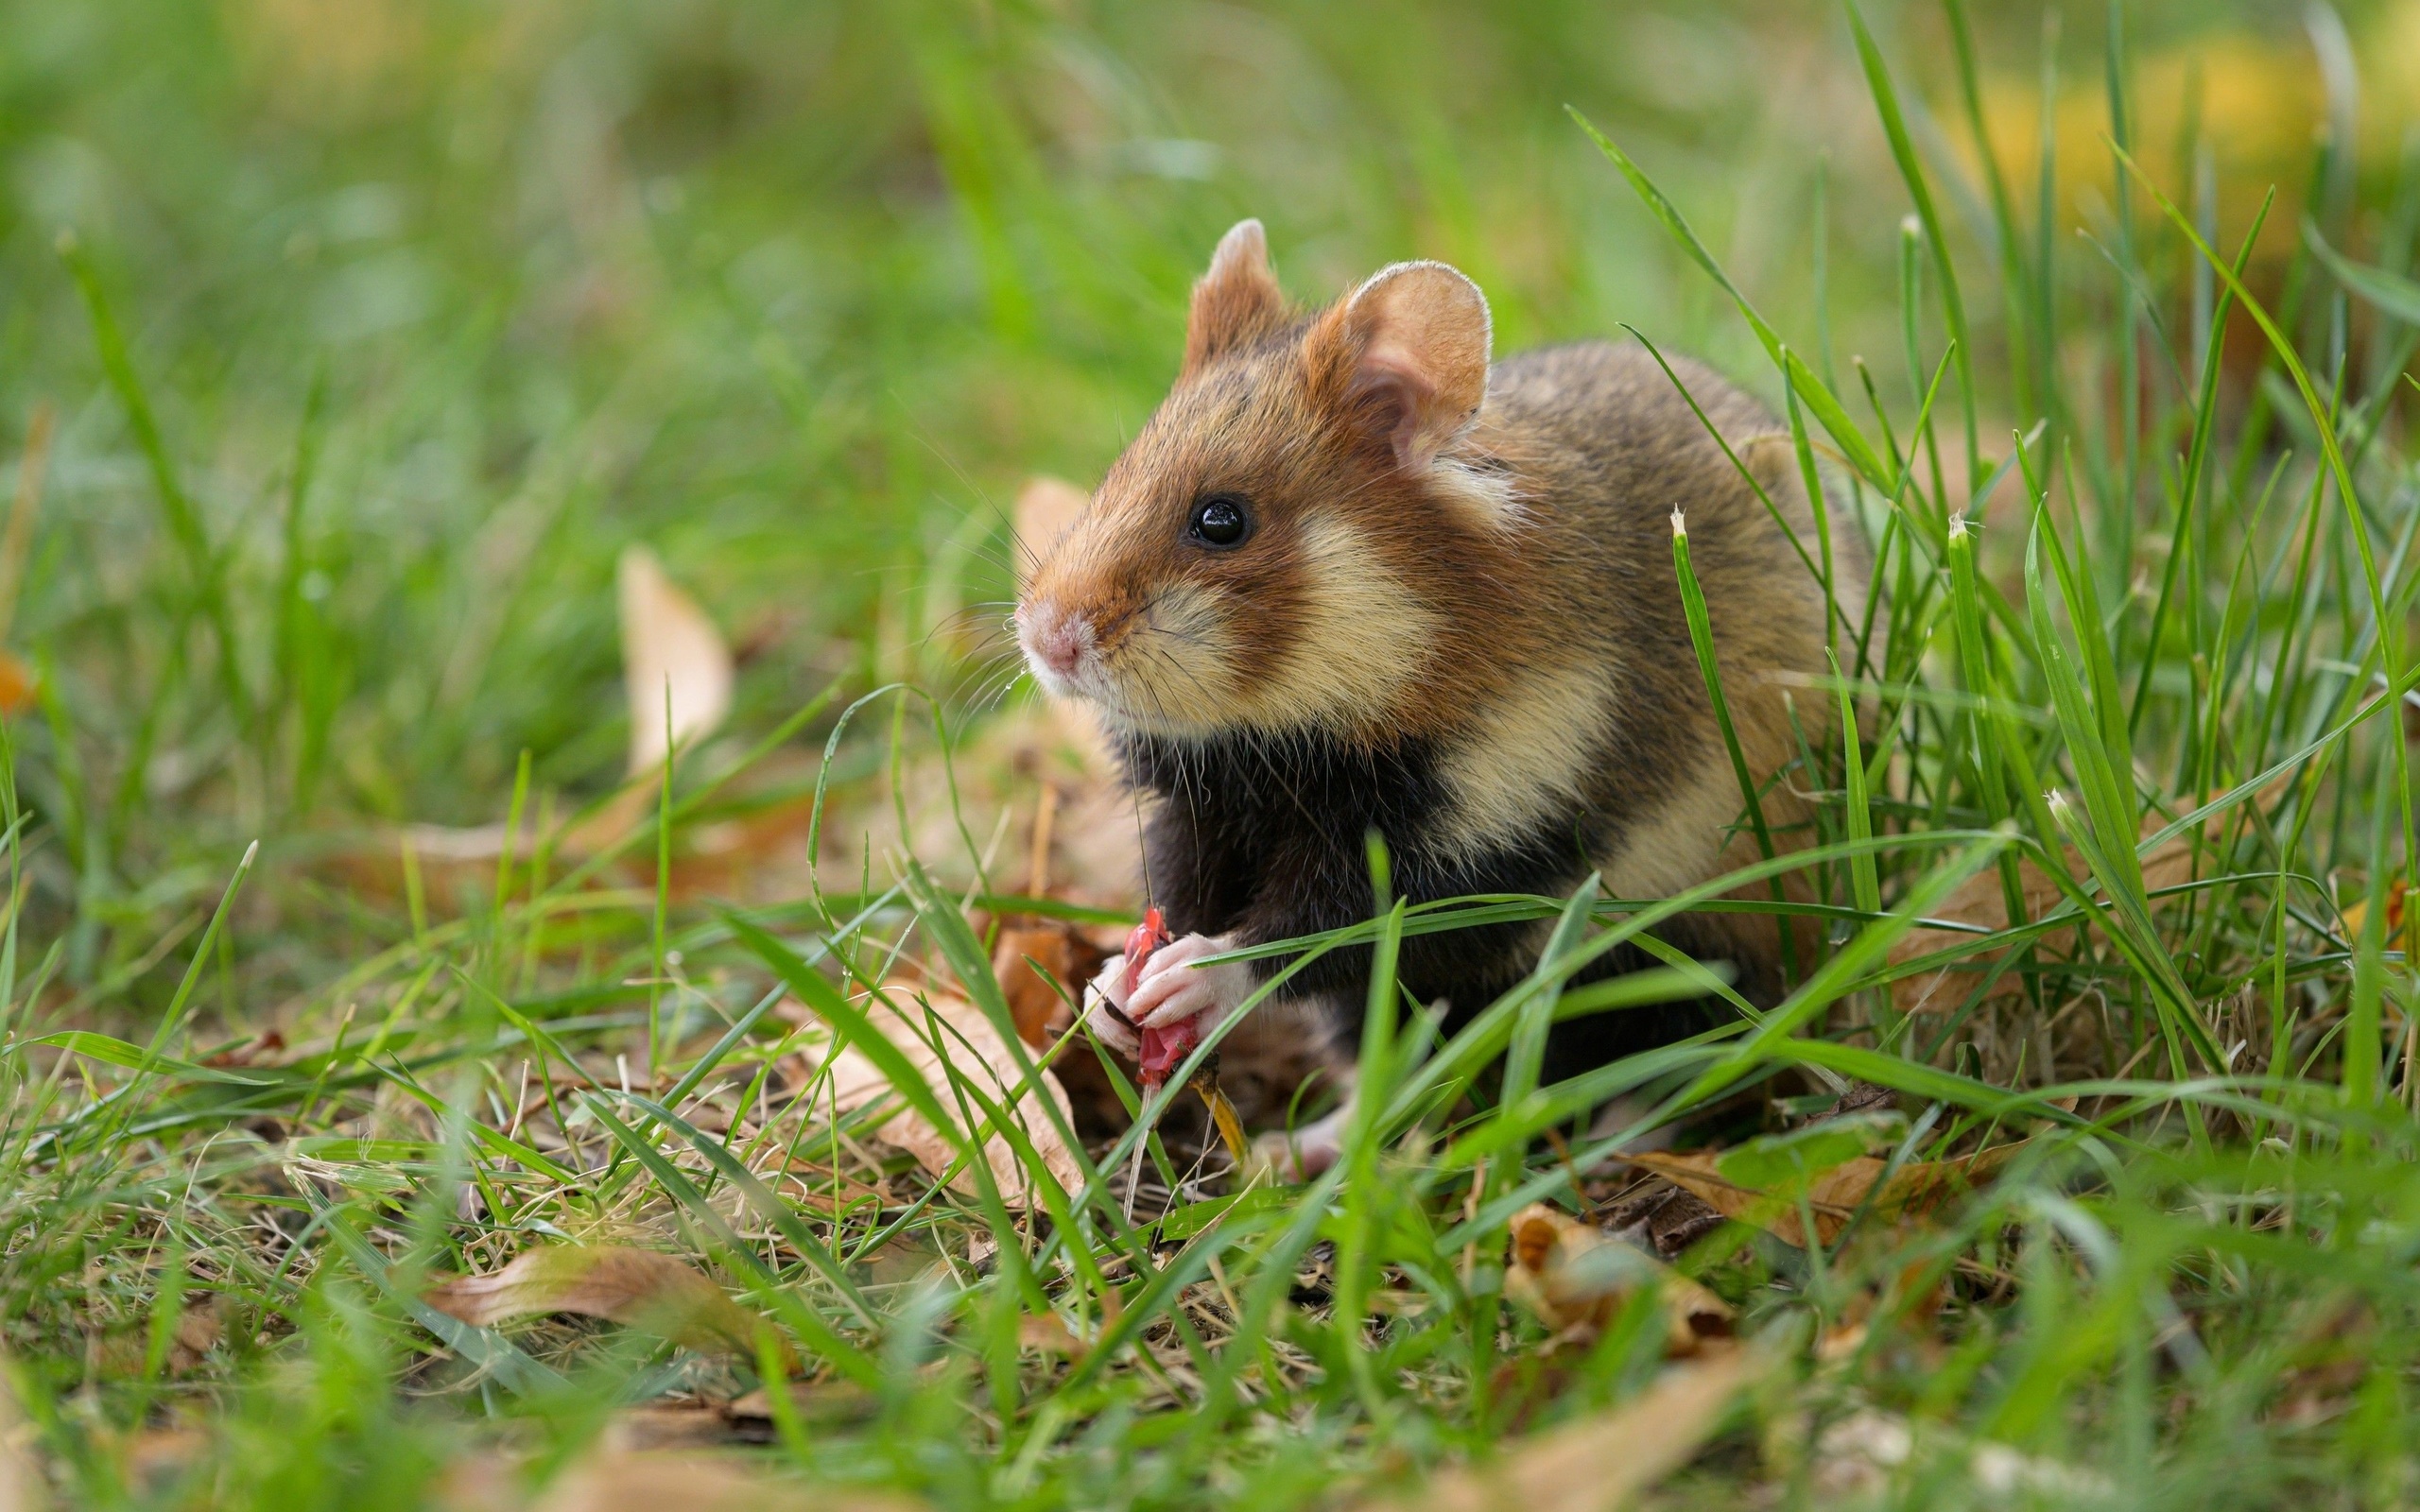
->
[[1136, 638, 1220, 714], [967, 668, 1025, 718], [942, 644, 1026, 708]]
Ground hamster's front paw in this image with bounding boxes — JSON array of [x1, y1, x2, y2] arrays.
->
[[1126, 932, 1251, 1034]]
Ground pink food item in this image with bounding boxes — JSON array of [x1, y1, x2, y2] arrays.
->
[[1121, 906, 1171, 998], [1139, 1017, 1200, 1094], [1120, 907, 1195, 1092]]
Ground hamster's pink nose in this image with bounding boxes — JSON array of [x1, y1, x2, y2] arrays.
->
[[1019, 604, 1094, 680]]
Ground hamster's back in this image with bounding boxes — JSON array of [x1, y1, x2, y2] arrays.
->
[[1473, 339, 1866, 1005], [1479, 340, 1850, 679]]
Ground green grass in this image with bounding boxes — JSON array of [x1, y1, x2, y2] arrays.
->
[[6, 0, 2420, 1507]]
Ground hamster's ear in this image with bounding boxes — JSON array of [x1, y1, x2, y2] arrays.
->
[[1313, 260, 1492, 473], [1184, 219, 1287, 374]]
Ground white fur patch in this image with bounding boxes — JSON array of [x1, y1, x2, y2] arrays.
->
[[1598, 755, 1747, 901], [1228, 515, 1439, 733], [1427, 456, 1523, 530], [1087, 580, 1240, 734], [1431, 659, 1615, 859]]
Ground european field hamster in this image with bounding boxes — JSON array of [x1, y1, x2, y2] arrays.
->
[[1014, 220, 1869, 1170]]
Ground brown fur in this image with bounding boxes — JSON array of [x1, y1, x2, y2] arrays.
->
[[1020, 221, 1869, 1047]]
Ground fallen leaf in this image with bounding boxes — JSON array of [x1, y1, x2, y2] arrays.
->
[[1596, 1182, 1729, 1261], [806, 984, 1084, 1209], [2339, 877, 2420, 959], [1006, 1306, 1094, 1354], [1815, 1319, 1869, 1363], [618, 544, 733, 779], [1712, 1111, 1904, 1193], [424, 1245, 759, 1355], [1355, 1348, 1768, 1512], [1502, 1204, 1733, 1355], [1017, 1311, 1086, 1355], [990, 922, 1113, 1049], [1626, 1142, 2023, 1249], [1817, 1079, 1899, 1120], [532, 1449, 925, 1512]]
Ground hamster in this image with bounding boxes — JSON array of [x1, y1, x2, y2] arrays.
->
[[1014, 219, 1869, 1171]]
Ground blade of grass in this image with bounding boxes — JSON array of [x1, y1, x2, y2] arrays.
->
[[579, 1093, 884, 1385], [2113, 142, 2414, 901], [1849, 0, 1979, 482], [1664, 833, 2007, 1114], [2129, 193, 2273, 736], [58, 233, 251, 735], [1569, 110, 1894, 493], [1672, 508, 1794, 987]]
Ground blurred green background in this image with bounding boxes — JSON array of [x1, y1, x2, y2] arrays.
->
[[2, 0, 2414, 971]]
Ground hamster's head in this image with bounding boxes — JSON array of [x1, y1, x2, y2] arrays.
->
[[1015, 219, 1515, 742]]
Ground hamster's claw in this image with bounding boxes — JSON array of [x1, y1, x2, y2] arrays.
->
[[1084, 955, 1140, 1058]]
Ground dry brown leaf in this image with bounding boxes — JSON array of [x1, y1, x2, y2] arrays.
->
[[1626, 1144, 2022, 1249], [1017, 1311, 1086, 1355], [532, 1449, 925, 1512], [1356, 1348, 1767, 1512], [808, 984, 1084, 1209], [1502, 1204, 1733, 1355], [618, 544, 733, 779], [991, 922, 1115, 1048], [2339, 877, 2420, 959], [199, 1030, 286, 1070], [424, 1245, 758, 1355]]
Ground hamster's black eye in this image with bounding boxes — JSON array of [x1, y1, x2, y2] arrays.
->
[[1188, 493, 1253, 549]]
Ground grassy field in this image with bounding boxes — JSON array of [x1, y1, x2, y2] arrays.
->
[[6, 0, 2420, 1506]]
